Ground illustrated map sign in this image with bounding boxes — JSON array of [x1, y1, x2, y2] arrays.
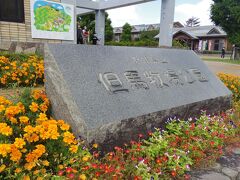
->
[[31, 0, 74, 40], [44, 44, 232, 151]]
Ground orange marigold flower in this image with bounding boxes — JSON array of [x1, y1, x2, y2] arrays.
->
[[69, 145, 78, 153], [0, 123, 13, 136], [19, 116, 29, 124], [14, 168, 22, 173], [9, 117, 18, 124], [24, 162, 36, 171], [60, 123, 70, 131], [63, 132, 76, 145], [10, 145, 22, 162], [42, 160, 50, 166], [0, 144, 11, 157], [14, 138, 26, 149], [29, 102, 39, 112]]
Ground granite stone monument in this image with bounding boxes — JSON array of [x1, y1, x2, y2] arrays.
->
[[44, 44, 232, 151]]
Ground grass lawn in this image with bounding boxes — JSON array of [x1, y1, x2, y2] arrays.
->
[[201, 56, 240, 65]]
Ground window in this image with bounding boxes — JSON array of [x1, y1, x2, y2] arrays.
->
[[0, 0, 25, 23], [214, 40, 220, 51]]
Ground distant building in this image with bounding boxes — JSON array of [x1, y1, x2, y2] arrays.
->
[[155, 25, 231, 51], [113, 22, 184, 42]]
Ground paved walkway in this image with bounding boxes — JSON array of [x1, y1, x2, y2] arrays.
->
[[204, 61, 240, 76], [190, 145, 240, 180]]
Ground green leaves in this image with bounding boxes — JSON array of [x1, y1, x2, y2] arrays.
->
[[211, 0, 240, 46]]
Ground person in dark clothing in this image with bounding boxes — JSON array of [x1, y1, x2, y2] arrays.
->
[[92, 33, 99, 45], [221, 47, 225, 59], [77, 25, 83, 44]]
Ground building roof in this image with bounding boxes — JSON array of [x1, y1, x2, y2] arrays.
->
[[154, 25, 227, 39], [114, 22, 183, 34]]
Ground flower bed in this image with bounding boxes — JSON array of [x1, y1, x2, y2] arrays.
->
[[0, 54, 44, 87], [0, 89, 238, 179], [0, 54, 239, 179], [218, 73, 240, 102]]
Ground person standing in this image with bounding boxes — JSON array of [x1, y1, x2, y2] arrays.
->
[[221, 47, 225, 59], [92, 33, 99, 45], [77, 25, 83, 44], [82, 26, 89, 44]]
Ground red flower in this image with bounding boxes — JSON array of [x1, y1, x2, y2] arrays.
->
[[190, 123, 195, 130], [95, 172, 101, 177], [138, 134, 143, 138], [134, 176, 142, 180], [156, 158, 161, 164], [67, 173, 75, 179], [210, 141, 215, 146], [66, 167, 72, 173], [58, 170, 64, 176], [148, 131, 153, 136], [171, 170, 177, 177]]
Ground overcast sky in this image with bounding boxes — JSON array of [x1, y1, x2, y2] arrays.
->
[[107, 0, 214, 27]]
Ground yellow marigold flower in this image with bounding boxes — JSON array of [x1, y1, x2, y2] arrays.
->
[[32, 90, 41, 100], [0, 105, 5, 112], [58, 165, 64, 169], [60, 123, 70, 131], [0, 144, 11, 157], [36, 144, 46, 154], [21, 148, 27, 153], [36, 113, 48, 124], [24, 125, 35, 134], [37, 177, 43, 180], [40, 103, 48, 112], [82, 155, 90, 162], [10, 117, 18, 124], [17, 102, 25, 113], [24, 133, 39, 143], [0, 123, 13, 136], [14, 138, 26, 149], [79, 174, 87, 180], [29, 102, 39, 112], [40, 168, 46, 174], [0, 164, 6, 173], [33, 170, 40, 175], [42, 160, 49, 166], [70, 145, 78, 153], [24, 162, 36, 171], [63, 132, 76, 145], [19, 116, 29, 124], [10, 145, 22, 162], [14, 168, 22, 173], [93, 143, 98, 149]]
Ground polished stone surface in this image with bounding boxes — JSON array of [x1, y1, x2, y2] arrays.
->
[[44, 44, 232, 151]]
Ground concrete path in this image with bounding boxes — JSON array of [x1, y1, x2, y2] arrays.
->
[[204, 61, 240, 76], [190, 145, 240, 180]]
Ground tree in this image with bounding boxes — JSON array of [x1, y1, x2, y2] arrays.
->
[[185, 17, 200, 27], [139, 30, 159, 41], [77, 12, 114, 42], [211, 0, 240, 59], [121, 23, 132, 42], [105, 13, 114, 42]]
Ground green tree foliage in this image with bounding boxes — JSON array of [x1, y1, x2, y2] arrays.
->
[[185, 17, 200, 27], [210, 0, 240, 46], [105, 13, 114, 42], [121, 23, 132, 41], [77, 12, 113, 42], [139, 30, 159, 41]]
